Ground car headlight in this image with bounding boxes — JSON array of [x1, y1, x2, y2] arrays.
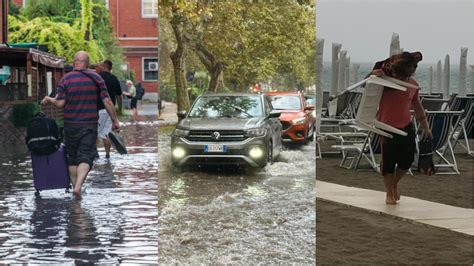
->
[[245, 127, 267, 137], [249, 146, 264, 159], [292, 117, 306, 125], [172, 147, 186, 159], [173, 128, 190, 137]]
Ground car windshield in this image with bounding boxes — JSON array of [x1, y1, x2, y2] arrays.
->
[[305, 96, 315, 105], [188, 95, 263, 118], [269, 95, 301, 110]]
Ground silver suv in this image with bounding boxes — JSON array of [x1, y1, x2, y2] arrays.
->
[[171, 93, 282, 168]]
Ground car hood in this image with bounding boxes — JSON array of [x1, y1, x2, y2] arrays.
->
[[178, 117, 265, 130], [278, 111, 305, 122]]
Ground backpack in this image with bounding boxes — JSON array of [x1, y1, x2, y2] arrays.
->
[[26, 112, 61, 156], [136, 84, 145, 100]]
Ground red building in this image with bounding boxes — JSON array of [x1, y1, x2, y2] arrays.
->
[[107, 0, 158, 98], [11, 0, 159, 99]]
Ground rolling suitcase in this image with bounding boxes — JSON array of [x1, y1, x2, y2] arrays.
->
[[31, 144, 71, 195]]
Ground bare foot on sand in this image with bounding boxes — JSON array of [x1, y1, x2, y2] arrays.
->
[[394, 187, 400, 201]]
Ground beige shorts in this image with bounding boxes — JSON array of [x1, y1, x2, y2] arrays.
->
[[98, 109, 112, 139]]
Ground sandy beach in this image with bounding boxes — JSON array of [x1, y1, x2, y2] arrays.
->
[[316, 141, 474, 263], [316, 200, 473, 264]]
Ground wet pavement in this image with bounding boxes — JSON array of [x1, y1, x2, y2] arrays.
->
[[0, 117, 157, 264], [158, 126, 316, 264]]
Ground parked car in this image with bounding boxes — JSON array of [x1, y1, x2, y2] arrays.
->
[[171, 93, 282, 168], [304, 94, 316, 119], [265, 92, 316, 144]]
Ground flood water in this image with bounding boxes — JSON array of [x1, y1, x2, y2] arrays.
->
[[158, 127, 316, 264], [0, 119, 158, 264]]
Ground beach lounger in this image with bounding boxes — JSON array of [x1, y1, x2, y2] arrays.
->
[[331, 131, 380, 172], [425, 110, 464, 174], [451, 99, 473, 155]]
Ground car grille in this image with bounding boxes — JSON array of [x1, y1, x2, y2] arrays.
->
[[185, 130, 248, 142], [281, 121, 292, 130]]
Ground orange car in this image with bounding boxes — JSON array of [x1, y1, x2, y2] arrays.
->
[[265, 92, 316, 144]]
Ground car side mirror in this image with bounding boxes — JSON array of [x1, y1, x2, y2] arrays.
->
[[304, 105, 315, 111], [177, 110, 187, 119], [268, 111, 281, 118]]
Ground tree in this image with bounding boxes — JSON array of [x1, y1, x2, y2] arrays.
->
[[159, 1, 197, 112], [159, 0, 315, 101], [8, 0, 126, 78]]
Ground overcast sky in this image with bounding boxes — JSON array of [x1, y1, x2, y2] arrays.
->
[[316, 0, 474, 65]]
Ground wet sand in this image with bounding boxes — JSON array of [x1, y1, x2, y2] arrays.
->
[[316, 200, 474, 264], [316, 141, 474, 264]]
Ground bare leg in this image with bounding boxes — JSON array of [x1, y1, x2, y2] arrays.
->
[[393, 168, 408, 201], [68, 166, 78, 190], [383, 174, 396, 205], [72, 163, 91, 199], [104, 137, 111, 158], [133, 108, 139, 121]]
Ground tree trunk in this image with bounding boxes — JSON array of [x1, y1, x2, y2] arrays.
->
[[194, 43, 225, 92], [170, 17, 190, 112]]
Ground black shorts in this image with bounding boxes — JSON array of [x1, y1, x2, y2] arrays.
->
[[381, 123, 416, 175], [64, 123, 98, 168], [130, 98, 138, 109]]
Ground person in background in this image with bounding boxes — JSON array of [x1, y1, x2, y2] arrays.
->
[[41, 51, 120, 199], [371, 51, 432, 205], [97, 60, 123, 159], [123, 80, 139, 122]]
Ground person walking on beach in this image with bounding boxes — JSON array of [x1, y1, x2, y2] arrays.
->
[[97, 60, 123, 159], [370, 51, 432, 205], [41, 51, 120, 198]]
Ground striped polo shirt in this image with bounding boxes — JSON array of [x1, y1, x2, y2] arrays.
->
[[56, 70, 110, 124]]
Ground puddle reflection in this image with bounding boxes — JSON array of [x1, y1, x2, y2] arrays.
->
[[0, 120, 157, 264]]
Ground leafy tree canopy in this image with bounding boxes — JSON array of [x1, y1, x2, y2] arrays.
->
[[160, 0, 315, 91], [8, 0, 127, 78]]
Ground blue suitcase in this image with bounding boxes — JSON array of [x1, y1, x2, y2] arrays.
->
[[31, 144, 71, 195]]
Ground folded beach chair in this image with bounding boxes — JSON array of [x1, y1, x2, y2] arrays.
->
[[451, 99, 473, 155], [425, 110, 464, 174], [331, 131, 381, 172], [420, 98, 449, 111]]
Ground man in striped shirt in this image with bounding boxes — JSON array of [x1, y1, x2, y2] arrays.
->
[[41, 51, 120, 199]]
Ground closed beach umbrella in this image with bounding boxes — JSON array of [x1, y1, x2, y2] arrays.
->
[[428, 66, 433, 94], [443, 55, 450, 98], [337, 50, 347, 93], [390, 32, 400, 56], [350, 63, 360, 87], [330, 43, 341, 117], [470, 65, 474, 94], [345, 57, 350, 88], [458, 47, 468, 96], [436, 60, 442, 94]]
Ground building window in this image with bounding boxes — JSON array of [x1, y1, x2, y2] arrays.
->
[[143, 58, 158, 81], [142, 0, 158, 18]]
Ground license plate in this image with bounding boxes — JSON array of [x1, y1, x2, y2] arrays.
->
[[204, 144, 226, 152]]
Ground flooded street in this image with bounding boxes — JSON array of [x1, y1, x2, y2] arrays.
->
[[158, 126, 316, 264], [0, 118, 158, 264]]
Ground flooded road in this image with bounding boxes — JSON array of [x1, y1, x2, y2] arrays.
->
[[158, 125, 316, 264], [0, 118, 158, 264]]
